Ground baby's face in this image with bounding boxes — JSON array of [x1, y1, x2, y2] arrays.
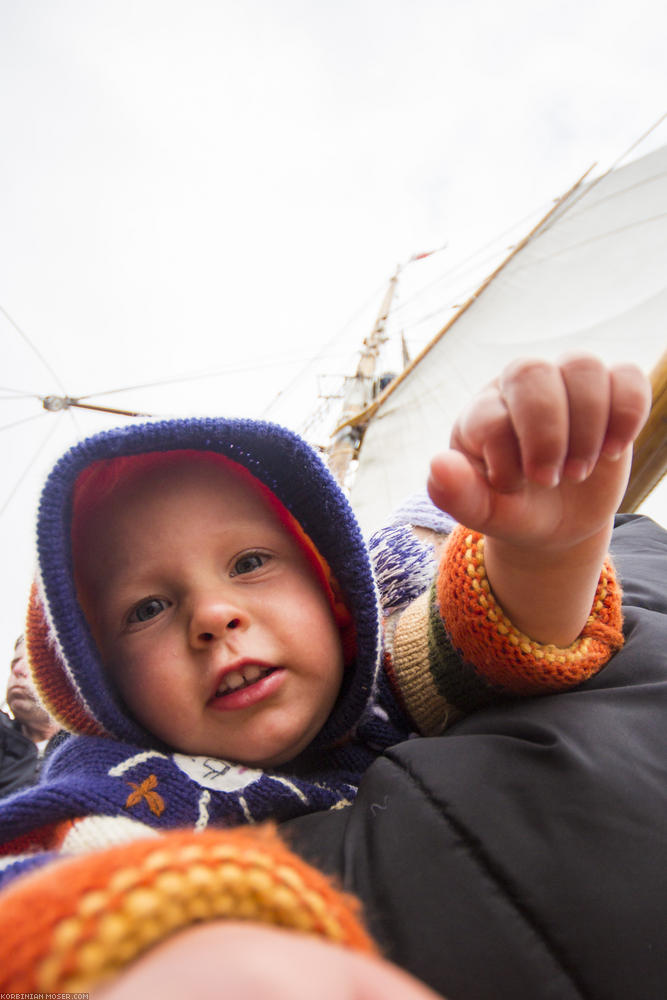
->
[[74, 460, 345, 768]]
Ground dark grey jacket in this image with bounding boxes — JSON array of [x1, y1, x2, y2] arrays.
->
[[284, 514, 667, 1000], [0, 713, 39, 800]]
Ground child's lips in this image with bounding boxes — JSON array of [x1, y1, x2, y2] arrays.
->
[[208, 660, 284, 711]]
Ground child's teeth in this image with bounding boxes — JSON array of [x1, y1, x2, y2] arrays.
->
[[216, 665, 270, 697], [225, 671, 245, 691]]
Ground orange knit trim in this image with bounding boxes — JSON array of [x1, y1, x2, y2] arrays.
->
[[437, 526, 624, 695], [0, 826, 376, 993]]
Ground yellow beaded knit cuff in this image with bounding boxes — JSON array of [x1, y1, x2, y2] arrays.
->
[[0, 826, 376, 994], [437, 524, 624, 696]]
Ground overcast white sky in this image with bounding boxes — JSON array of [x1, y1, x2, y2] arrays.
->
[[1, 0, 666, 692]]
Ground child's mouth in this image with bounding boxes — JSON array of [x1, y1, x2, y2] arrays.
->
[[214, 664, 276, 698]]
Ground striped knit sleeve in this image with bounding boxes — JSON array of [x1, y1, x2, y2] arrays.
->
[[0, 826, 376, 994], [384, 523, 624, 736]]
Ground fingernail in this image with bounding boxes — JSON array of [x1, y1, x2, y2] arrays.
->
[[564, 459, 590, 483], [533, 465, 560, 488], [603, 441, 625, 461]]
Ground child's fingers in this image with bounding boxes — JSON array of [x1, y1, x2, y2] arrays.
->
[[498, 359, 569, 487], [450, 387, 524, 492], [602, 363, 652, 459], [428, 449, 494, 529], [445, 356, 650, 506], [560, 355, 611, 482]]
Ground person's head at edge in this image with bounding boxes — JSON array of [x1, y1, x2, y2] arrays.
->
[[6, 635, 59, 744]]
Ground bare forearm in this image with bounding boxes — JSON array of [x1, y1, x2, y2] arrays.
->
[[484, 521, 614, 647]]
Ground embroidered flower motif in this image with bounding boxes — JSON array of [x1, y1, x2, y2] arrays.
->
[[125, 773, 165, 817]]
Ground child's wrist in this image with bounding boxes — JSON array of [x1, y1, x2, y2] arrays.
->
[[483, 520, 614, 572], [483, 522, 614, 646], [436, 525, 623, 695]]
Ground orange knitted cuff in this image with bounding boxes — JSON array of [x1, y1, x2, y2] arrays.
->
[[437, 525, 624, 695], [0, 826, 376, 994]]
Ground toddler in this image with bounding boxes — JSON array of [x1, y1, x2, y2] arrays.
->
[[0, 355, 649, 873]]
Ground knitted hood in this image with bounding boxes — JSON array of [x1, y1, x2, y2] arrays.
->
[[26, 417, 382, 753]]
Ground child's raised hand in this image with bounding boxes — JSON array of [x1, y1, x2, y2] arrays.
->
[[427, 355, 652, 552]]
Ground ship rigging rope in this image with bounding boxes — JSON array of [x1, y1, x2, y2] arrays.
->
[[0, 412, 53, 434], [0, 303, 69, 396], [0, 412, 64, 518], [0, 386, 42, 399], [73, 352, 316, 403], [261, 278, 391, 419], [390, 208, 551, 319], [547, 110, 667, 221], [398, 206, 667, 343], [609, 111, 667, 171], [396, 263, 515, 337], [2, 291, 318, 412]]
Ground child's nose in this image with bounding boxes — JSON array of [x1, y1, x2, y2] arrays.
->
[[189, 593, 246, 646]]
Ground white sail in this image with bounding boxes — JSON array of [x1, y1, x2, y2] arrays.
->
[[350, 144, 667, 535]]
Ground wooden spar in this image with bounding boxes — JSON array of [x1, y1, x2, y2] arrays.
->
[[331, 163, 596, 438], [69, 401, 153, 418], [41, 395, 151, 418], [619, 350, 667, 513]]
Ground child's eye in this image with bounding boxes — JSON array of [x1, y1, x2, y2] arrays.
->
[[230, 553, 268, 576], [128, 597, 169, 623]]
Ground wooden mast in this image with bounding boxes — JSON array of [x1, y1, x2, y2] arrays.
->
[[326, 266, 400, 485], [619, 350, 667, 512]]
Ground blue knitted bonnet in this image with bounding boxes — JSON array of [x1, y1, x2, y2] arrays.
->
[[27, 417, 382, 751]]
